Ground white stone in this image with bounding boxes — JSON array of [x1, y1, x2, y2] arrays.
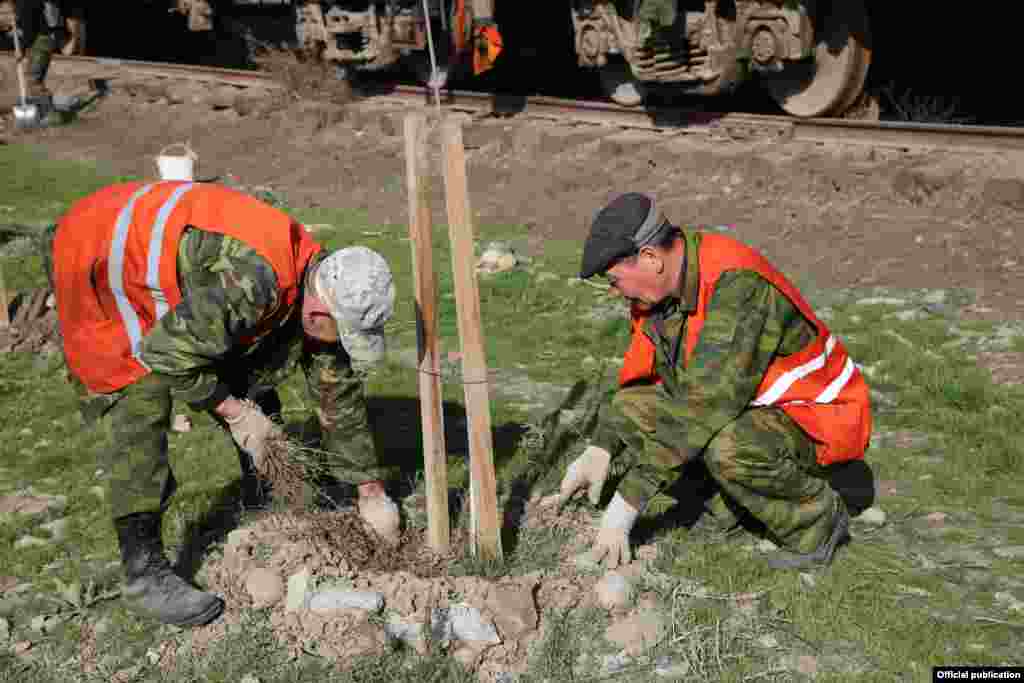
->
[[308, 589, 384, 612], [858, 507, 887, 525], [14, 536, 48, 549], [285, 568, 311, 612], [40, 518, 68, 541], [240, 675, 261, 683], [595, 572, 633, 610], [757, 633, 779, 649], [171, 414, 192, 433], [653, 656, 690, 678], [756, 539, 779, 553], [245, 568, 284, 607], [432, 604, 501, 644]]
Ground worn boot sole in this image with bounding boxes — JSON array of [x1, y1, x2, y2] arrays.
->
[[170, 596, 225, 628]]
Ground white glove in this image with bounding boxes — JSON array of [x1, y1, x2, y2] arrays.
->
[[358, 493, 401, 543], [577, 493, 640, 570], [224, 399, 279, 470], [541, 445, 612, 510]]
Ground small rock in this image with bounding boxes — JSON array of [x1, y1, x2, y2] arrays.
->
[[14, 536, 48, 549], [993, 546, 1024, 560], [595, 572, 633, 610], [605, 610, 666, 654], [757, 633, 779, 649], [601, 653, 631, 674], [245, 568, 284, 608], [240, 675, 261, 683], [433, 604, 501, 645], [308, 589, 384, 613], [0, 616, 9, 641], [925, 512, 948, 528], [799, 573, 817, 589], [756, 539, 779, 553], [994, 591, 1024, 613], [653, 656, 690, 678], [858, 507, 887, 525], [285, 568, 311, 612], [171, 415, 192, 433], [39, 518, 68, 541]]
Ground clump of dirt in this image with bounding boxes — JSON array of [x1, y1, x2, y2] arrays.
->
[[190, 499, 622, 680], [251, 47, 353, 104]]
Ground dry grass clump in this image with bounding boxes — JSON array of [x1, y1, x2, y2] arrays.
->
[[250, 47, 353, 103], [255, 430, 319, 507]]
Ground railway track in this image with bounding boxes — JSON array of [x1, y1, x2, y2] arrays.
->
[[4, 52, 1024, 154]]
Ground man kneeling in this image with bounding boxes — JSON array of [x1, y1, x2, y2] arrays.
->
[[545, 193, 872, 570]]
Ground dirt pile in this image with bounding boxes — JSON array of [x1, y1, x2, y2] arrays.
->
[[187, 499, 660, 680]]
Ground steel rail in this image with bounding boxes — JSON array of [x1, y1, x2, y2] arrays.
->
[[4, 52, 1024, 152]]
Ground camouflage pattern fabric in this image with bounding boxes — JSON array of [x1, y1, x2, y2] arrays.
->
[[591, 230, 839, 553], [26, 33, 54, 95], [71, 227, 385, 518]]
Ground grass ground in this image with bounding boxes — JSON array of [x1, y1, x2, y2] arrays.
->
[[1, 143, 1022, 682]]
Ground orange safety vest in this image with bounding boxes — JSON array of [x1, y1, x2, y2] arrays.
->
[[53, 181, 322, 394], [617, 233, 871, 466]]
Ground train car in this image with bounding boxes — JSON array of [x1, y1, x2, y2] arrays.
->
[[2, 1, 870, 117], [167, 0, 870, 117]]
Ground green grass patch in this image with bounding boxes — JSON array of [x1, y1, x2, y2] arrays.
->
[[3, 143, 1024, 681]]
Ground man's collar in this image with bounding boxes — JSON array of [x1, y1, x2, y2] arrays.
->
[[678, 230, 699, 313]]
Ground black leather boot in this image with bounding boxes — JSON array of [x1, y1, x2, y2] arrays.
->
[[114, 513, 224, 627]]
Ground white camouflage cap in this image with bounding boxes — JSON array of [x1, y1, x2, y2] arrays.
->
[[314, 246, 396, 365]]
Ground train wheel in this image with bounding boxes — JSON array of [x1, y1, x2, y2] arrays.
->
[[759, 0, 871, 118], [600, 58, 646, 107]]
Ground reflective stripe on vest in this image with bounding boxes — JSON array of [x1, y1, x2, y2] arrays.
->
[[751, 335, 856, 407], [616, 232, 871, 465], [107, 182, 195, 359]]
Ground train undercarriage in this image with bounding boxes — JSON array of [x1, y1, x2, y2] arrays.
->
[[2, 0, 871, 117]]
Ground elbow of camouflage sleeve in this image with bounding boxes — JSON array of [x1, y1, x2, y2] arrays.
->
[[160, 372, 231, 412]]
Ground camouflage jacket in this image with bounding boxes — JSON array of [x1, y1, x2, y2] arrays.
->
[[593, 230, 818, 463], [135, 227, 377, 471]]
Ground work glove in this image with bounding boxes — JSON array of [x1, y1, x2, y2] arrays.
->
[[358, 493, 401, 544], [541, 445, 612, 510], [577, 493, 641, 570], [224, 399, 280, 471]]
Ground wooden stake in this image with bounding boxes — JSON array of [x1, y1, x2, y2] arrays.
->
[[403, 112, 450, 553], [440, 115, 503, 561]]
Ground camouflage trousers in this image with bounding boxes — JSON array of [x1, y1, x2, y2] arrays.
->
[[598, 384, 841, 554], [25, 34, 55, 96]]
